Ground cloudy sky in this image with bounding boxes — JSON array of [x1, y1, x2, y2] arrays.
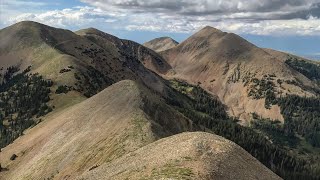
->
[[1, 0, 319, 59]]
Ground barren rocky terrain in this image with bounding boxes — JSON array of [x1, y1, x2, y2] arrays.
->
[[158, 26, 319, 123]]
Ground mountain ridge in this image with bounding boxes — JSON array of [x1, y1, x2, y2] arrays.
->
[[0, 80, 280, 180], [159, 25, 319, 123], [78, 132, 281, 180], [0, 80, 193, 179], [0, 20, 171, 97], [143, 36, 179, 52]]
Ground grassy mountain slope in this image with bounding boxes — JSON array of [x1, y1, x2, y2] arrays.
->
[[0, 80, 280, 180], [0, 21, 176, 149], [0, 21, 79, 85], [0, 80, 195, 180], [78, 132, 280, 180], [0, 21, 170, 98]]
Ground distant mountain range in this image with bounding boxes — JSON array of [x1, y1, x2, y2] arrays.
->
[[303, 54, 320, 61], [0, 21, 319, 179]]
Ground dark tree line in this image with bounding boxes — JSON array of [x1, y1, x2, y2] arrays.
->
[[247, 76, 278, 109], [55, 85, 70, 94], [166, 80, 320, 179], [74, 66, 113, 97], [250, 115, 300, 148], [0, 66, 53, 148], [278, 95, 320, 147], [285, 57, 320, 83], [169, 80, 228, 120]]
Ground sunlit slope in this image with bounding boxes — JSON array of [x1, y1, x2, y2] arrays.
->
[[79, 132, 281, 180], [0, 80, 194, 180]]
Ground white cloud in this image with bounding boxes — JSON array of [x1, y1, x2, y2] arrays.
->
[[80, 0, 319, 17], [77, 0, 320, 35], [1, 0, 320, 36], [214, 16, 320, 35], [4, 6, 119, 29]]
